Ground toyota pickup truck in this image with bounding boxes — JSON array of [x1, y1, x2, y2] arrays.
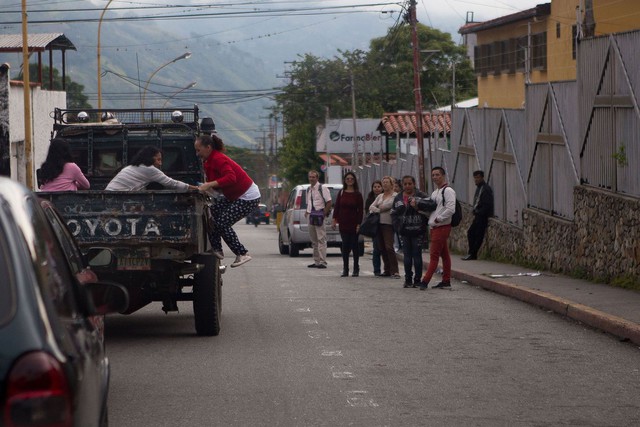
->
[[39, 106, 223, 336]]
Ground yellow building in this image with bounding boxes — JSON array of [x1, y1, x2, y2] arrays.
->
[[459, 0, 640, 108]]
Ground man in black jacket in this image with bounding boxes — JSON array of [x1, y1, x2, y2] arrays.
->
[[391, 175, 430, 287], [462, 170, 494, 260]]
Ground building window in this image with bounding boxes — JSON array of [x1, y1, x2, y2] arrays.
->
[[572, 25, 578, 60], [531, 32, 547, 70], [556, 22, 561, 38]]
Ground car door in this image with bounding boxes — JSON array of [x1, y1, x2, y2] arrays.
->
[[28, 197, 106, 425]]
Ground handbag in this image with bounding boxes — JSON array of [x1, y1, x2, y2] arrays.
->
[[309, 209, 325, 226], [359, 212, 380, 237]]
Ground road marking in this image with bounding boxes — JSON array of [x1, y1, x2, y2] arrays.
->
[[346, 391, 379, 407], [321, 350, 343, 357], [302, 318, 318, 324], [295, 307, 311, 312], [332, 371, 355, 379], [307, 330, 329, 339]]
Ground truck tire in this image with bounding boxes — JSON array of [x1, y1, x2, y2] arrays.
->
[[193, 254, 222, 336], [278, 233, 289, 255]]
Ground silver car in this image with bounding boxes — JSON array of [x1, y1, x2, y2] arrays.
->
[[278, 183, 364, 257]]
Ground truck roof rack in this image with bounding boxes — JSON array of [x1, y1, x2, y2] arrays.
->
[[52, 106, 201, 133]]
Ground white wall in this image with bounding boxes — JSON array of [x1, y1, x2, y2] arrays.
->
[[8, 81, 66, 189]]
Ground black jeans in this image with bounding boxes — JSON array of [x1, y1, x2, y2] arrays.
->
[[340, 232, 360, 272], [467, 216, 489, 257]]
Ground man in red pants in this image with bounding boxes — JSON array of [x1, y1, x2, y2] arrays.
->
[[419, 167, 456, 290]]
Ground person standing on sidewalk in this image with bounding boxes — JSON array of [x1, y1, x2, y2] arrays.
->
[[462, 170, 494, 260], [392, 175, 429, 286], [369, 176, 399, 278], [195, 134, 260, 268], [364, 180, 383, 276], [306, 170, 332, 269], [420, 167, 456, 290], [332, 172, 364, 277]]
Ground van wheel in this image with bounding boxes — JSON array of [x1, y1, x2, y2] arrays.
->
[[193, 254, 221, 336], [288, 242, 300, 257], [278, 233, 289, 255]]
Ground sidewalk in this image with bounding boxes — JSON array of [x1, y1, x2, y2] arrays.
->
[[400, 252, 640, 346]]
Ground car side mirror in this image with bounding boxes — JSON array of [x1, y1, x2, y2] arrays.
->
[[85, 247, 117, 268]]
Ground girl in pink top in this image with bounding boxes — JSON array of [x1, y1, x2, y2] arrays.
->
[[38, 138, 90, 191]]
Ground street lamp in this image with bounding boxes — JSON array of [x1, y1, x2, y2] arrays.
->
[[141, 52, 192, 108], [162, 82, 197, 108], [97, 0, 114, 109]]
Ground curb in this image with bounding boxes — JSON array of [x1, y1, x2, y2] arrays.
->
[[453, 269, 640, 346]]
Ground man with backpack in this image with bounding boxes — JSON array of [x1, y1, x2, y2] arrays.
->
[[419, 167, 456, 290], [306, 170, 332, 268]]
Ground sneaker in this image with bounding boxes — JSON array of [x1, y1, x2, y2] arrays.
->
[[308, 263, 319, 268], [403, 280, 412, 288], [432, 281, 451, 289], [316, 264, 327, 269], [212, 251, 224, 260], [391, 273, 401, 279], [412, 280, 421, 288], [419, 281, 429, 291], [230, 254, 252, 268]]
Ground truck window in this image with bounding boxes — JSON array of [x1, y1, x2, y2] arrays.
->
[[94, 150, 122, 176]]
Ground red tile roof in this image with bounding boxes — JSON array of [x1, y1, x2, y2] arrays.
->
[[378, 112, 451, 136]]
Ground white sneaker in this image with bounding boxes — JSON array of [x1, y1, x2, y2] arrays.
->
[[230, 254, 252, 268], [212, 251, 224, 260]]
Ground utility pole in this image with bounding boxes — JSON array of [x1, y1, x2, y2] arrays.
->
[[21, 0, 33, 189], [409, 0, 427, 191], [350, 69, 359, 169]]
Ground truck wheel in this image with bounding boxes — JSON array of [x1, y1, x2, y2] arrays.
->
[[278, 233, 289, 255], [193, 254, 222, 336]]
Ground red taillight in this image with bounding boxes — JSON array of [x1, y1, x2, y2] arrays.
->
[[294, 194, 302, 209], [5, 352, 72, 427], [265, 212, 270, 217]]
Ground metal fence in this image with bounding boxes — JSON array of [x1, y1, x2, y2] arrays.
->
[[352, 30, 640, 226]]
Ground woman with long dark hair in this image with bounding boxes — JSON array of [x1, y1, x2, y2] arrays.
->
[[332, 172, 364, 277], [39, 138, 90, 191], [106, 145, 196, 191], [195, 133, 261, 268]]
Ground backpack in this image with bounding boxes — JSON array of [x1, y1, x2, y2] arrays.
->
[[442, 186, 462, 227]]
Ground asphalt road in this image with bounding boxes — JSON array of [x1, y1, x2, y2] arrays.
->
[[106, 223, 640, 426]]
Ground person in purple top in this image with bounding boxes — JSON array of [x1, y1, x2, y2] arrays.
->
[[38, 138, 90, 191]]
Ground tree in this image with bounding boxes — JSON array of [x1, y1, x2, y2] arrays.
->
[[274, 24, 476, 184], [22, 64, 92, 109]]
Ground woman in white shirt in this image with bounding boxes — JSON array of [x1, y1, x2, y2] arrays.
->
[[106, 146, 197, 191], [369, 176, 399, 278]]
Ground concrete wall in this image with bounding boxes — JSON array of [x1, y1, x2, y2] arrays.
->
[[449, 185, 640, 283], [1, 64, 66, 189]]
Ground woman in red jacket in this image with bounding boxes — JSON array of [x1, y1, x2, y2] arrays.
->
[[195, 134, 261, 268]]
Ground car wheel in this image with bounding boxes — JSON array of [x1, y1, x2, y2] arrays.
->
[[278, 233, 289, 255], [288, 242, 300, 257], [193, 254, 222, 336]]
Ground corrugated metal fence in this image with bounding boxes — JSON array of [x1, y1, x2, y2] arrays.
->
[[353, 30, 640, 225]]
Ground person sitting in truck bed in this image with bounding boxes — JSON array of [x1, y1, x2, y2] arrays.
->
[[105, 145, 198, 192], [38, 138, 90, 191]]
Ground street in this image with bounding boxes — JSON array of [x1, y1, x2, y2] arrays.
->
[[106, 223, 640, 426]]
